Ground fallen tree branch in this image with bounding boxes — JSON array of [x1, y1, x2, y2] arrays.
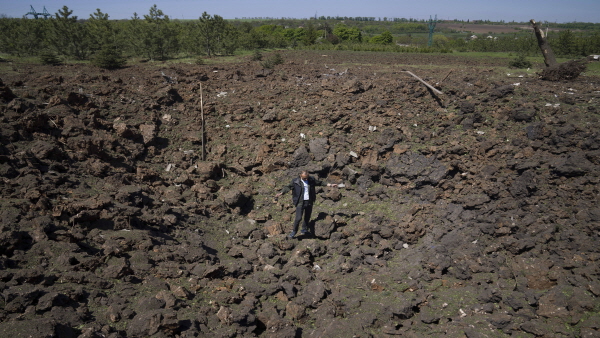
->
[[403, 71, 444, 96]]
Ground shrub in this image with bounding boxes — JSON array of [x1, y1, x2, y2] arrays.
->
[[91, 44, 126, 69], [370, 31, 394, 45], [270, 52, 284, 65], [508, 53, 532, 69], [260, 52, 284, 69], [39, 50, 62, 66], [251, 50, 263, 61], [325, 34, 341, 45]]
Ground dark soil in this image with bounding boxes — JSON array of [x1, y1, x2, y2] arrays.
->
[[1, 50, 599, 338], [540, 59, 588, 81]]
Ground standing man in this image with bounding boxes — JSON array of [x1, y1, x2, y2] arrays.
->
[[275, 171, 337, 238]]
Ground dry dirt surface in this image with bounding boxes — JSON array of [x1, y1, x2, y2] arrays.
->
[[1, 51, 599, 337]]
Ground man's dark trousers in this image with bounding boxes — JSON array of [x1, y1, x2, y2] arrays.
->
[[293, 200, 312, 233]]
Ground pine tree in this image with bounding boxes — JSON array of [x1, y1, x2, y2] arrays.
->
[[91, 43, 126, 69], [46, 6, 91, 60], [39, 50, 62, 65]]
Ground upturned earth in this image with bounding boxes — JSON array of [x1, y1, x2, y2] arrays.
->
[[0, 50, 599, 337]]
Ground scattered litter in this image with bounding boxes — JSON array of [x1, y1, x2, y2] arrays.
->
[[349, 151, 358, 158], [545, 103, 560, 108], [472, 239, 478, 244], [183, 150, 194, 155], [300, 133, 306, 139], [403, 243, 409, 249], [217, 91, 227, 97], [120, 229, 131, 232], [442, 303, 448, 308], [459, 309, 467, 317], [413, 124, 418, 127], [225, 229, 229, 234], [162, 114, 172, 121], [368, 126, 377, 132], [281, 138, 286, 142], [371, 279, 376, 284], [165, 163, 173, 172], [213, 70, 218, 73], [518, 75, 524, 78], [506, 73, 511, 76], [512, 83, 521, 86], [225, 125, 230, 128], [313, 264, 321, 271], [476, 131, 485, 135], [337, 183, 346, 188]]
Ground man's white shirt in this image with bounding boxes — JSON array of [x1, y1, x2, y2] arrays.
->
[[302, 179, 310, 200]]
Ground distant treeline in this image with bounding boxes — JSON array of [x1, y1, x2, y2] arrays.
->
[[237, 16, 437, 22], [1, 5, 598, 62]]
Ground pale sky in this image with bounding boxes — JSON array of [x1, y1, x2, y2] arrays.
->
[[2, 0, 598, 23]]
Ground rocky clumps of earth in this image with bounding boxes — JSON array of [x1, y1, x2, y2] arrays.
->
[[0, 50, 599, 337]]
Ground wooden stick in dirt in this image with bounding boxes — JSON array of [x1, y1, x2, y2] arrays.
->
[[200, 83, 206, 161], [403, 71, 444, 96], [439, 69, 453, 85]]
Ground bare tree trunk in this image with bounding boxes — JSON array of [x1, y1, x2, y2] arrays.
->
[[530, 19, 557, 68]]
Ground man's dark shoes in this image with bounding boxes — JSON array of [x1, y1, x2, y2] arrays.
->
[[288, 231, 296, 238], [300, 229, 310, 236]]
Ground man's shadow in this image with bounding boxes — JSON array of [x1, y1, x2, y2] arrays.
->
[[303, 212, 329, 238]]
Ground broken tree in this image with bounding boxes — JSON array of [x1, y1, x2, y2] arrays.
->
[[530, 19, 557, 68], [530, 19, 587, 81]]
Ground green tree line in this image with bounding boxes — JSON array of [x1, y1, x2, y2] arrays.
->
[[1, 5, 598, 64], [0, 5, 243, 61]]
